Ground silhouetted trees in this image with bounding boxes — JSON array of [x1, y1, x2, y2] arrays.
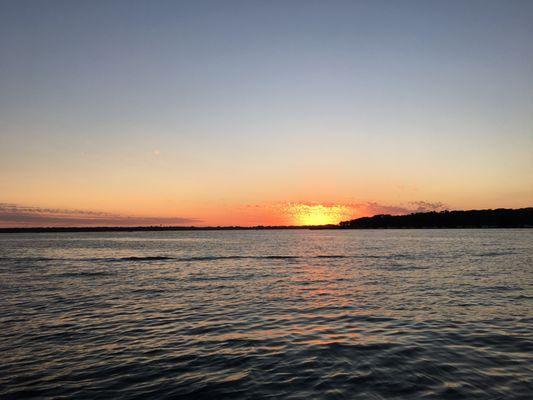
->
[[339, 208, 533, 229]]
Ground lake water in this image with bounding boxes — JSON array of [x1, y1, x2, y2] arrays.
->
[[0, 229, 532, 399]]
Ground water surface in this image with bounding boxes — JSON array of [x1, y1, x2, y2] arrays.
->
[[1, 229, 532, 399]]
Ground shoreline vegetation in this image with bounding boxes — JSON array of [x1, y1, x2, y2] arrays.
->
[[0, 208, 532, 233]]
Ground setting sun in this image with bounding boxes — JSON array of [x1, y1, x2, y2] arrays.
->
[[288, 204, 354, 226]]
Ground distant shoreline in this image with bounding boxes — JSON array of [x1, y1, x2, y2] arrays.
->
[[1, 208, 532, 233], [0, 225, 321, 233], [0, 227, 532, 234]]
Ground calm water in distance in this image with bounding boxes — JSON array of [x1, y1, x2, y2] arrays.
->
[[0, 229, 532, 399]]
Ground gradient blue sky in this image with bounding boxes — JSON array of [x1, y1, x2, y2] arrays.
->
[[1, 1, 532, 226]]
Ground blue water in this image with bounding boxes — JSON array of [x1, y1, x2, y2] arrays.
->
[[0, 229, 532, 399]]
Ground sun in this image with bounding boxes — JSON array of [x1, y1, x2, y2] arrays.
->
[[288, 203, 353, 226], [298, 208, 337, 225]]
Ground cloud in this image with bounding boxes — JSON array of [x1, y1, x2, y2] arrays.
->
[[240, 200, 449, 224], [350, 201, 447, 217], [272, 200, 447, 217], [408, 201, 447, 212], [0, 203, 200, 227], [353, 202, 411, 216]]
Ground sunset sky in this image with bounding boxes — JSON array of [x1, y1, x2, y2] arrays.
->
[[1, 1, 532, 226]]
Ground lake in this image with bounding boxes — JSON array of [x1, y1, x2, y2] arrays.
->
[[0, 229, 532, 399]]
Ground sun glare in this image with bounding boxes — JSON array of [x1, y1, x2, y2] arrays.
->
[[288, 203, 353, 226]]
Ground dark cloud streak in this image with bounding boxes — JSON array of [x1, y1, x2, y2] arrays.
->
[[0, 203, 200, 227]]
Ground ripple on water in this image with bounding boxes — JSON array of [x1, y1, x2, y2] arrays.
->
[[0, 229, 532, 399]]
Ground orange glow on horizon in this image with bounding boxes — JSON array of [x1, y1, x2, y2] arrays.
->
[[0, 200, 461, 228], [287, 203, 355, 226]]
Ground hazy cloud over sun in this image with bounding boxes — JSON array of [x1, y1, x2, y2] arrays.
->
[[241, 200, 450, 225], [0, 204, 200, 227]]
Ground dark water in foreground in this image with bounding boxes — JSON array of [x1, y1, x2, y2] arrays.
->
[[0, 230, 532, 399]]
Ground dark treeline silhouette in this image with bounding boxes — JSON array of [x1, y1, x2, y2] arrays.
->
[[1, 208, 532, 233], [339, 208, 533, 229]]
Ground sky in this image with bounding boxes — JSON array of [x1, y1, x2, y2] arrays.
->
[[1, 0, 532, 226]]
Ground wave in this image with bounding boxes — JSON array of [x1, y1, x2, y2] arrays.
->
[[104, 255, 303, 262], [475, 251, 516, 257], [0, 254, 427, 264], [1, 255, 348, 263], [56, 271, 115, 278], [0, 253, 460, 263], [112, 256, 175, 261]]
